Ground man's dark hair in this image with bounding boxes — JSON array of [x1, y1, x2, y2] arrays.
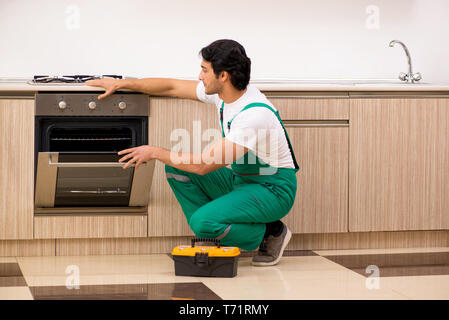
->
[[200, 39, 251, 91]]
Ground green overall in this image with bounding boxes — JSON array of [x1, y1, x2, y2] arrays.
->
[[165, 102, 299, 251]]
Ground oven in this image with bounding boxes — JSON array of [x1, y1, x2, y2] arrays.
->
[[34, 92, 155, 215]]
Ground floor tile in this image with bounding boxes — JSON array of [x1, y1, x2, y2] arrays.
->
[[381, 275, 449, 300], [0, 286, 33, 300], [323, 252, 449, 277], [0, 263, 27, 287], [17, 254, 194, 287], [201, 256, 408, 300], [29, 282, 221, 300]]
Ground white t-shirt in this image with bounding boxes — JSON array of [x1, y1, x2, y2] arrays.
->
[[196, 81, 296, 169]]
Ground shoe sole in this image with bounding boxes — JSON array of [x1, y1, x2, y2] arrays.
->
[[251, 227, 292, 267]]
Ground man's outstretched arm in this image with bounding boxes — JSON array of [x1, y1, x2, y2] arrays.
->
[[85, 77, 199, 101]]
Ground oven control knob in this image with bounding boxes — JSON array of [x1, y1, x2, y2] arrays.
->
[[58, 101, 67, 110], [88, 101, 97, 110], [118, 101, 127, 110]]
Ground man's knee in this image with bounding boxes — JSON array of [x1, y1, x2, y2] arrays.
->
[[189, 210, 222, 238]]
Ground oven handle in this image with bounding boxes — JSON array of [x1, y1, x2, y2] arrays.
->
[[48, 157, 138, 168]]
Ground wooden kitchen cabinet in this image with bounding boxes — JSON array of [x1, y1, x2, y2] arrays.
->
[[272, 95, 349, 233], [281, 125, 349, 233], [349, 97, 449, 231], [2, 91, 447, 243], [147, 97, 219, 236], [0, 98, 34, 240]]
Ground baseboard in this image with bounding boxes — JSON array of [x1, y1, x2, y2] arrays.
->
[[0, 230, 448, 256]]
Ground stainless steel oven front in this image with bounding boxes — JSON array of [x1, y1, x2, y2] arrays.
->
[[34, 92, 154, 215]]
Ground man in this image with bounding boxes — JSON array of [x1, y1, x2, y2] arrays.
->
[[86, 39, 299, 266]]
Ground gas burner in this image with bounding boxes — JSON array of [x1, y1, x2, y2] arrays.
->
[[30, 75, 123, 84]]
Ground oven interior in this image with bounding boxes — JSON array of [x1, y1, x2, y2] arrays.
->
[[36, 117, 146, 153]]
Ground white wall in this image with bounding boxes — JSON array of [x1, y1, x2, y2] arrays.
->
[[1, 0, 448, 83]]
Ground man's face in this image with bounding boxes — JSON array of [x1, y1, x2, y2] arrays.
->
[[199, 60, 222, 95]]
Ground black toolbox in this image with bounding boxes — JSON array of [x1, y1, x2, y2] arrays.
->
[[171, 238, 240, 278]]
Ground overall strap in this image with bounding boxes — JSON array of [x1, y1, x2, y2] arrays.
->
[[219, 101, 225, 138], [220, 102, 299, 170]]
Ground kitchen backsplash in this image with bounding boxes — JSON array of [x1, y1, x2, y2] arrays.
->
[[0, 0, 448, 83]]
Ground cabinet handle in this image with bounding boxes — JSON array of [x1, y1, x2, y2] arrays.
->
[[283, 120, 349, 128], [349, 92, 449, 98], [48, 156, 142, 168], [48, 159, 126, 168], [284, 123, 349, 127]]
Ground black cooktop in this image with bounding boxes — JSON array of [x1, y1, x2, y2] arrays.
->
[[32, 75, 123, 83]]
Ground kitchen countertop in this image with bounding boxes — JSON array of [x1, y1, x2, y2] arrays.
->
[[1, 79, 449, 93]]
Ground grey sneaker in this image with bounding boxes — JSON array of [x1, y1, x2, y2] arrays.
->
[[251, 223, 292, 266]]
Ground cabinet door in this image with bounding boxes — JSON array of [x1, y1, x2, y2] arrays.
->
[[147, 98, 219, 236], [282, 125, 349, 233], [0, 99, 34, 239], [349, 98, 449, 231]]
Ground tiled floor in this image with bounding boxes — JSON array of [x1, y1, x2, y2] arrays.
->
[[1, 247, 449, 300]]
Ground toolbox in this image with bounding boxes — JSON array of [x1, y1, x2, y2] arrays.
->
[[171, 238, 240, 278]]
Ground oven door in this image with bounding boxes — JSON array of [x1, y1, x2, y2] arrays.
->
[[34, 152, 155, 213]]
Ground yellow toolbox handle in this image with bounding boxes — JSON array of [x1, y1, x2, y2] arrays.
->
[[191, 238, 220, 248]]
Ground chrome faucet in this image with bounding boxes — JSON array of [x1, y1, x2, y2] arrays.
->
[[389, 40, 422, 83]]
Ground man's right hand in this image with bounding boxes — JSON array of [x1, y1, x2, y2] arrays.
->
[[85, 78, 120, 100]]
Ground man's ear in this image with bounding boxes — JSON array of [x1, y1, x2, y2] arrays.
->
[[219, 70, 229, 82]]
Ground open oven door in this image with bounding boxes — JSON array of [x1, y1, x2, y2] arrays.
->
[[34, 152, 155, 214]]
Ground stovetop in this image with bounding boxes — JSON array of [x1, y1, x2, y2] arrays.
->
[[28, 75, 123, 85]]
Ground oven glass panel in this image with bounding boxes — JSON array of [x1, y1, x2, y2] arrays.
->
[[53, 154, 134, 207]]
